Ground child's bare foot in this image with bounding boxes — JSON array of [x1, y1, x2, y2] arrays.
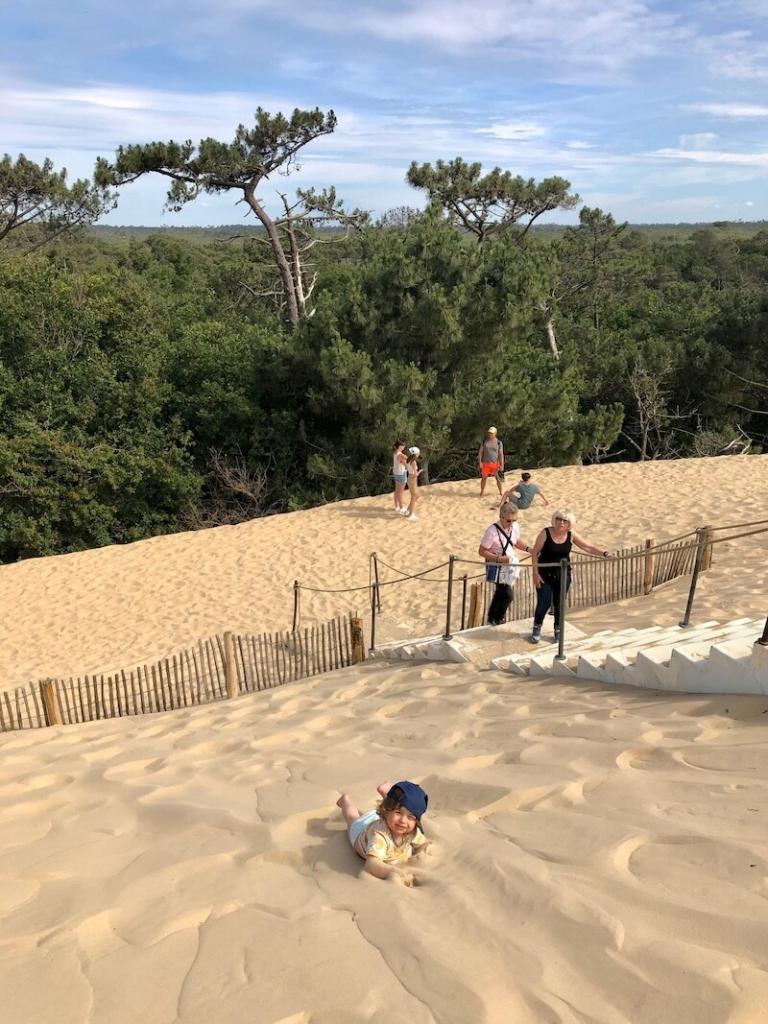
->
[[377, 780, 393, 799], [337, 792, 362, 825]]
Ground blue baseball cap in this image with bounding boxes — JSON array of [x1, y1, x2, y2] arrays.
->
[[387, 781, 428, 820]]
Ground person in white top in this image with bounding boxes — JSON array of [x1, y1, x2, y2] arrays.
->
[[405, 446, 422, 520], [478, 502, 533, 625], [391, 440, 408, 514]]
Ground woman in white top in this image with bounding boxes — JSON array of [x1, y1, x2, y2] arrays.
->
[[392, 440, 408, 514], [478, 502, 533, 625]]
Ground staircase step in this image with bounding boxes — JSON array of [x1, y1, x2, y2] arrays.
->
[[575, 652, 615, 684], [603, 651, 631, 683]]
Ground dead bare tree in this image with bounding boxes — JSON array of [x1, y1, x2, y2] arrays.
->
[[181, 449, 277, 529], [620, 361, 693, 460]]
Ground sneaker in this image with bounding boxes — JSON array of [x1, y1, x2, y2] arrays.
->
[[530, 625, 541, 644], [553, 627, 561, 643], [396, 507, 408, 515], [407, 513, 419, 521]]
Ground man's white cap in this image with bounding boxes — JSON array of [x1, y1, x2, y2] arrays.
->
[[408, 446, 420, 456], [487, 426, 497, 434]]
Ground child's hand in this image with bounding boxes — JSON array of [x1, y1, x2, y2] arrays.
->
[[392, 870, 416, 887]]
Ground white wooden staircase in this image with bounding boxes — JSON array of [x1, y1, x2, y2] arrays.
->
[[491, 619, 768, 695]]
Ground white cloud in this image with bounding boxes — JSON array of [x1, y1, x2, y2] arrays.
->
[[0, 80, 309, 154], [700, 31, 768, 81], [478, 121, 547, 141], [679, 132, 719, 149], [685, 102, 768, 118], [357, 0, 689, 76], [655, 146, 768, 167], [566, 140, 594, 149]]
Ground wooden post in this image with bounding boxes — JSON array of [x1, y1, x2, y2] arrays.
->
[[292, 581, 300, 632], [350, 616, 365, 664], [40, 679, 62, 727], [224, 631, 238, 699], [700, 525, 714, 572], [468, 583, 484, 628], [467, 583, 478, 630], [643, 538, 655, 595]]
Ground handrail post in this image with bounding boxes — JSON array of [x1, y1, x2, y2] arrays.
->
[[372, 551, 382, 612], [756, 617, 768, 647], [292, 580, 300, 632], [460, 573, 468, 631], [369, 578, 378, 655], [679, 527, 708, 628], [443, 555, 456, 641], [554, 558, 568, 661]]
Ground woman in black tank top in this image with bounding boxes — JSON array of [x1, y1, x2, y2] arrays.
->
[[529, 509, 614, 644], [538, 527, 573, 578]]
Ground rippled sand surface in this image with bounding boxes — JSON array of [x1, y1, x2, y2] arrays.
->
[[2, 455, 768, 1023]]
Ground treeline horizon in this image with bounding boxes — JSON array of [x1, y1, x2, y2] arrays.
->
[[87, 220, 768, 242], [1, 113, 766, 562]]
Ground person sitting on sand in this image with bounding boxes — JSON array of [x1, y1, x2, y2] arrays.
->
[[337, 780, 429, 886], [500, 471, 549, 510], [529, 508, 614, 644]]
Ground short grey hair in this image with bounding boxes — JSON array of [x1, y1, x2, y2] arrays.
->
[[499, 502, 518, 518], [551, 507, 576, 527]]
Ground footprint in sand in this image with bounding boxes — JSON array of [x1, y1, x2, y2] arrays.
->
[[519, 723, 551, 739], [22, 773, 74, 792], [453, 752, 507, 771], [514, 775, 605, 812], [103, 758, 166, 781], [640, 728, 666, 745], [376, 699, 429, 719], [615, 746, 672, 771]]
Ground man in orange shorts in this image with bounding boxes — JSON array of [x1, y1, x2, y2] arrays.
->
[[478, 426, 504, 498]]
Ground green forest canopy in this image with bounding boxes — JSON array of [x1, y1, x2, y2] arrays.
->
[[1, 120, 766, 562]]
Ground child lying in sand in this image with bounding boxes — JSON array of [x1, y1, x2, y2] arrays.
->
[[337, 780, 430, 886]]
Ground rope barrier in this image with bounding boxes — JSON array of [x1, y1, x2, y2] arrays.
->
[[375, 556, 453, 582], [708, 524, 768, 546], [709, 517, 768, 532], [298, 559, 451, 594], [296, 519, 768, 600]]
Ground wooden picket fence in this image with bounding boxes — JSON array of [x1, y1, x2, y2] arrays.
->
[[466, 534, 703, 628], [0, 614, 365, 733]]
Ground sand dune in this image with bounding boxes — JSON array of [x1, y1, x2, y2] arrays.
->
[[1, 455, 766, 687], [2, 454, 768, 1023], [2, 660, 768, 1023]]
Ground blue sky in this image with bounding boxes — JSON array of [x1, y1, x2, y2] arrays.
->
[[3, 0, 768, 225]]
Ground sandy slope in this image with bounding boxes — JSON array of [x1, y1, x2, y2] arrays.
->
[[1, 455, 766, 687], [2, 455, 768, 1023], [2, 660, 768, 1023]]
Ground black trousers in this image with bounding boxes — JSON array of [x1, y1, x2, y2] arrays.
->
[[487, 583, 513, 626]]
